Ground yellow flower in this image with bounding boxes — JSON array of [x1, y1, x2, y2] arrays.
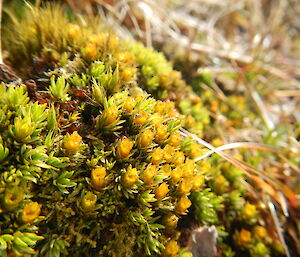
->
[[122, 168, 139, 188], [102, 105, 119, 127], [192, 173, 204, 191], [253, 226, 267, 239], [242, 202, 257, 220], [81, 192, 97, 211], [163, 214, 179, 229], [121, 67, 136, 82], [115, 51, 133, 63], [170, 167, 183, 183], [168, 132, 181, 147], [182, 159, 195, 178], [164, 145, 175, 163], [151, 147, 164, 165], [2, 186, 24, 211], [67, 24, 80, 39], [164, 240, 179, 256], [236, 229, 251, 246], [155, 124, 168, 143], [141, 165, 157, 185], [184, 115, 195, 128], [155, 182, 169, 200], [117, 137, 134, 159], [123, 97, 136, 112], [91, 167, 106, 190], [84, 43, 97, 59], [214, 175, 228, 194], [63, 131, 82, 154], [154, 101, 166, 114], [172, 151, 185, 166], [177, 179, 192, 195], [133, 110, 148, 125], [160, 164, 172, 177], [19, 202, 41, 224], [176, 195, 191, 214], [138, 129, 154, 148]]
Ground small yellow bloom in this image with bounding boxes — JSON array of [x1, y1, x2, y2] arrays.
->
[[154, 101, 166, 114], [117, 137, 134, 159], [168, 132, 181, 147], [242, 202, 257, 220], [81, 192, 97, 211], [84, 43, 97, 59], [151, 147, 164, 165], [214, 175, 228, 194], [67, 24, 80, 39], [164, 145, 175, 163], [91, 167, 106, 190], [138, 129, 154, 148], [123, 97, 136, 112], [170, 167, 183, 183], [177, 179, 192, 195], [122, 168, 139, 188], [63, 131, 82, 154], [164, 240, 179, 256], [160, 164, 172, 177], [192, 173, 204, 191], [184, 115, 196, 128], [155, 182, 169, 200], [237, 229, 252, 246], [121, 67, 136, 82], [102, 105, 119, 127], [176, 195, 191, 214], [19, 202, 41, 224], [141, 165, 157, 185], [172, 151, 185, 166], [115, 51, 133, 63], [163, 214, 179, 229], [155, 124, 168, 143], [133, 110, 148, 125], [182, 159, 195, 178], [253, 226, 267, 239]]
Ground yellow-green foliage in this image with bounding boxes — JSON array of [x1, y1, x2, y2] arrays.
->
[[0, 4, 285, 257]]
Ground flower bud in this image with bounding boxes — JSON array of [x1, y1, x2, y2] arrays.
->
[[123, 97, 136, 112], [164, 240, 179, 256], [182, 159, 195, 178], [141, 165, 157, 185], [91, 167, 106, 190], [19, 202, 41, 224], [155, 124, 168, 143], [192, 173, 204, 191], [122, 168, 139, 188], [177, 179, 192, 195], [163, 145, 175, 163], [81, 192, 97, 211], [176, 195, 191, 214], [2, 186, 24, 211], [151, 148, 164, 165], [155, 182, 169, 200], [117, 137, 134, 159], [170, 167, 183, 183], [101, 105, 119, 127], [83, 43, 97, 59], [172, 151, 185, 166], [138, 129, 154, 148], [121, 67, 136, 82], [253, 226, 267, 239], [163, 214, 179, 229], [168, 132, 181, 147], [63, 131, 82, 154], [236, 229, 251, 246], [133, 111, 148, 125], [11, 116, 35, 142], [241, 202, 257, 220]]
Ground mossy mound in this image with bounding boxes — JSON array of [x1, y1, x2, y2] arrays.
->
[[0, 4, 287, 257]]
